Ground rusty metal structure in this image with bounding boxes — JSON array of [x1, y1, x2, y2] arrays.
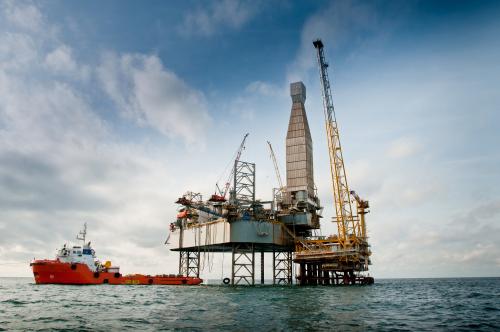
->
[[168, 39, 372, 286]]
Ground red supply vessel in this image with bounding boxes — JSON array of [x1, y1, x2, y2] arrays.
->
[[30, 223, 202, 286]]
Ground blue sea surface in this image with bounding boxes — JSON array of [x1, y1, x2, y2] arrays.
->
[[0, 277, 499, 331]]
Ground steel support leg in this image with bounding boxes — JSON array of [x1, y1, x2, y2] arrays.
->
[[299, 262, 305, 286], [260, 251, 264, 285], [179, 251, 187, 276], [179, 250, 200, 278], [273, 251, 292, 285], [231, 243, 255, 286]]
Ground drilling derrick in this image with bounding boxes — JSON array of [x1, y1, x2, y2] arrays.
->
[[293, 39, 373, 285]]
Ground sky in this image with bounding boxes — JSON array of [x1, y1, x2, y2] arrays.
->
[[0, 0, 499, 279]]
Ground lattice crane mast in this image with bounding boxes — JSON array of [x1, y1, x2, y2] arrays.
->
[[313, 39, 362, 249], [267, 141, 285, 193], [210, 133, 249, 202]]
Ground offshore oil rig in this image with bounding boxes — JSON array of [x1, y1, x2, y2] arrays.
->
[[168, 40, 373, 286]]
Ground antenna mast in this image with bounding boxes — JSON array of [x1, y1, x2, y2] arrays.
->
[[76, 222, 87, 244]]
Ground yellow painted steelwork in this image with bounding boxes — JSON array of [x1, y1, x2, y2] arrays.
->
[[293, 40, 372, 276], [313, 39, 361, 249]]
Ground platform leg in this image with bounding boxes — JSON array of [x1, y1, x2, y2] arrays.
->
[[287, 251, 293, 285], [179, 251, 187, 276], [190, 251, 200, 278], [260, 251, 264, 285], [299, 262, 305, 285], [272, 249, 276, 285], [273, 251, 293, 285], [231, 243, 255, 286], [231, 246, 235, 286]]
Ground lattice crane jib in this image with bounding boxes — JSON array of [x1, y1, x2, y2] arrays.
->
[[267, 141, 285, 193], [213, 133, 250, 201], [224, 133, 250, 197], [313, 39, 359, 248]]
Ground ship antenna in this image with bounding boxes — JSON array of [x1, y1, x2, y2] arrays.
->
[[76, 222, 87, 244]]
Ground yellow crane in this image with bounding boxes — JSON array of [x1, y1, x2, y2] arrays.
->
[[312, 39, 365, 249], [350, 190, 369, 240], [291, 39, 372, 284]]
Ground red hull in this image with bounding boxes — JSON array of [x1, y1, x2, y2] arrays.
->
[[31, 260, 202, 285]]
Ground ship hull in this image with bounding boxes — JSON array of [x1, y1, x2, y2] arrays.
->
[[31, 260, 202, 285]]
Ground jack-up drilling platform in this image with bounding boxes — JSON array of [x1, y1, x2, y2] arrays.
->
[[168, 39, 372, 286]]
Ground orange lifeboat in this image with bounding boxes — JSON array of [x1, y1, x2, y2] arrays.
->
[[177, 210, 188, 218]]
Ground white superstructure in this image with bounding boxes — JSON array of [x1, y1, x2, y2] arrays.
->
[[55, 223, 100, 272]]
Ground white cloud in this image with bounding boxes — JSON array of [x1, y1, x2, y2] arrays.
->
[[45, 45, 77, 72], [2, 0, 44, 32], [0, 32, 38, 71], [387, 137, 422, 159], [222, 80, 287, 122], [98, 53, 211, 146], [0, 2, 208, 277], [245, 80, 285, 97], [179, 0, 259, 37], [287, 1, 382, 82], [44, 45, 90, 81], [445, 244, 496, 264]]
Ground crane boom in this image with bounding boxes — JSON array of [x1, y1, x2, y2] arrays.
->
[[313, 39, 359, 248], [267, 141, 284, 191], [224, 133, 249, 198], [211, 133, 250, 202], [294, 39, 372, 283]]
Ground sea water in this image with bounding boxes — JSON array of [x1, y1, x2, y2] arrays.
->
[[0, 277, 499, 331]]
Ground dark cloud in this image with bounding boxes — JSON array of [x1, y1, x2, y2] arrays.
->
[[0, 150, 111, 211]]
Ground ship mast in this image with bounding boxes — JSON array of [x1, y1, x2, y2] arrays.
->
[[76, 222, 87, 244]]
